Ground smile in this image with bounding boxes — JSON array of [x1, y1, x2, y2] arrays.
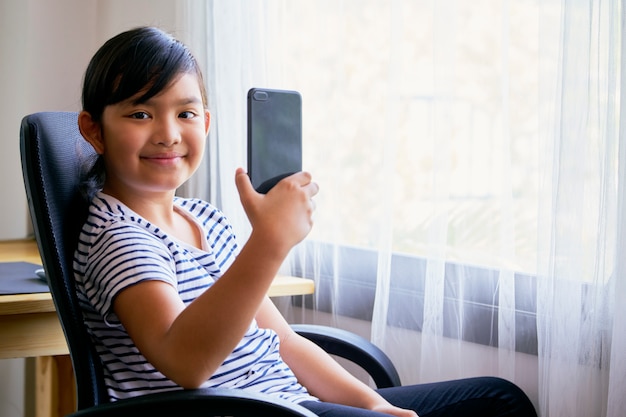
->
[[141, 153, 185, 165]]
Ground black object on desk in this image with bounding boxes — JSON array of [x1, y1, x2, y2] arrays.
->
[[0, 261, 48, 294]]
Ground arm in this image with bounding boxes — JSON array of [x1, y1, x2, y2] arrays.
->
[[113, 169, 318, 388], [256, 299, 418, 417]]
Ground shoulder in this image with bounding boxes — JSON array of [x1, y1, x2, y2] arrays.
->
[[174, 197, 234, 234], [75, 193, 176, 275], [174, 197, 239, 266], [174, 197, 223, 221], [81, 193, 167, 251], [74, 195, 179, 317]]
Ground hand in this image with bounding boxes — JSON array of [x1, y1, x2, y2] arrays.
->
[[371, 404, 419, 417], [235, 168, 319, 255]]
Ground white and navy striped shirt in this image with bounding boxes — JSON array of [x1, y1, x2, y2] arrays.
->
[[73, 192, 316, 404]]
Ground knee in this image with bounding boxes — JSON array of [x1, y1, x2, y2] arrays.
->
[[477, 376, 537, 417]]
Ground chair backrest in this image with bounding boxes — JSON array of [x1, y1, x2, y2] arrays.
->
[[20, 112, 109, 409]]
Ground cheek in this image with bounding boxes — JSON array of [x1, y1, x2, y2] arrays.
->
[[189, 131, 207, 159], [101, 126, 134, 154], [107, 129, 145, 156], [189, 144, 205, 169]]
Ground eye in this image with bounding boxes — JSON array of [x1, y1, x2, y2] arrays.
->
[[179, 111, 197, 119], [129, 111, 150, 120]]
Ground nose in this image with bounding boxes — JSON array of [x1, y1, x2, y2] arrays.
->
[[153, 117, 182, 146]]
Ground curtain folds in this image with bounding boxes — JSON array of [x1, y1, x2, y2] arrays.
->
[[180, 0, 275, 239], [184, 1, 625, 416], [536, 1, 623, 415]]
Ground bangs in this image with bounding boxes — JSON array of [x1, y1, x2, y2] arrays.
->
[[82, 27, 206, 121], [107, 37, 193, 105]]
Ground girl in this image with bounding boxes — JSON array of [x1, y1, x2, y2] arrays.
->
[[74, 26, 536, 417]]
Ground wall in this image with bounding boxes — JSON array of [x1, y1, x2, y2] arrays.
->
[[0, 1, 184, 415], [0, 0, 93, 240], [0, 0, 188, 240]]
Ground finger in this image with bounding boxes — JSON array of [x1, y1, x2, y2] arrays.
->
[[306, 179, 320, 198], [291, 171, 319, 197], [287, 170, 313, 185], [235, 168, 256, 204]]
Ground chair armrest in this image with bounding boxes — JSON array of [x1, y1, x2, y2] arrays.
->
[[67, 387, 318, 417], [291, 324, 401, 388]]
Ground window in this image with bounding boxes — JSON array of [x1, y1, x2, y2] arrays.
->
[[266, 0, 543, 276]]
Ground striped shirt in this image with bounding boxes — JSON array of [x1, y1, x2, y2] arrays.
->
[[73, 192, 316, 404]]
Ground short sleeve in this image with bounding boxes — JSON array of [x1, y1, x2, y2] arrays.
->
[[80, 221, 177, 325]]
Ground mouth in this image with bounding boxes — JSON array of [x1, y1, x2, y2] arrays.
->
[[141, 152, 185, 165]]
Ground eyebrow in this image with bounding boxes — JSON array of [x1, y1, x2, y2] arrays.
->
[[130, 95, 203, 107], [174, 97, 203, 105]]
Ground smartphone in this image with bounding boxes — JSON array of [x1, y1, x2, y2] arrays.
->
[[247, 88, 302, 193]]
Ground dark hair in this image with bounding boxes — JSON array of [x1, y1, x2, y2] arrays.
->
[[80, 26, 208, 199]]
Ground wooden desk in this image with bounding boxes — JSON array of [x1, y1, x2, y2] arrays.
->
[[0, 239, 314, 416]]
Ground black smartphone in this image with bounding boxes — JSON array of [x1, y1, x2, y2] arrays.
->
[[247, 88, 302, 194]]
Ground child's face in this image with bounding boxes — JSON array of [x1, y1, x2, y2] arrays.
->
[[96, 73, 210, 199]]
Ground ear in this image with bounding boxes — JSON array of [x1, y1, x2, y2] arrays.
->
[[78, 111, 105, 154], [204, 110, 211, 136]]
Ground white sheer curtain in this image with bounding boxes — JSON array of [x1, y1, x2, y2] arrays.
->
[[536, 1, 625, 416], [182, 1, 626, 416], [179, 1, 266, 238]]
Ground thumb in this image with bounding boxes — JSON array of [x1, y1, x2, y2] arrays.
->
[[235, 168, 256, 206]]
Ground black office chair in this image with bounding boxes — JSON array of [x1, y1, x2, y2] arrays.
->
[[20, 111, 401, 416]]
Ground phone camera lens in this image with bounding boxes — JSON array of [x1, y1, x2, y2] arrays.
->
[[253, 91, 269, 101]]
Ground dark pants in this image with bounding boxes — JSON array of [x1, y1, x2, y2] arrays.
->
[[300, 377, 537, 417]]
